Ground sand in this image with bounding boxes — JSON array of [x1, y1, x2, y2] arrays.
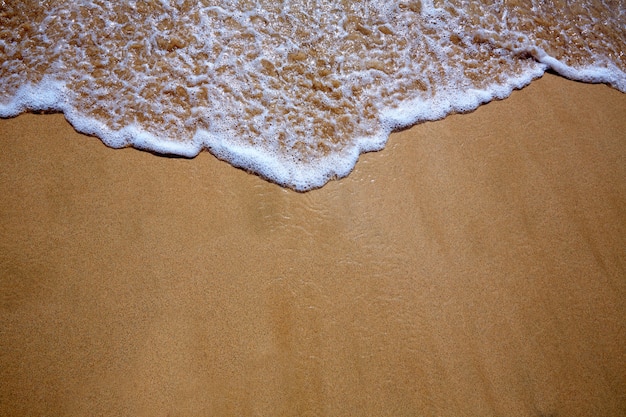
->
[[1, 73, 625, 416]]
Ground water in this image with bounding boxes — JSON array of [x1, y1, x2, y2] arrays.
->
[[1, 0, 624, 190]]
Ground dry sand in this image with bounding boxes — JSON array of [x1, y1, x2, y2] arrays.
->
[[1, 73, 625, 416]]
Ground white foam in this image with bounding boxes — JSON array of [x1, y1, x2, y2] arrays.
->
[[1, 0, 624, 191], [536, 53, 626, 92], [0, 77, 66, 117]]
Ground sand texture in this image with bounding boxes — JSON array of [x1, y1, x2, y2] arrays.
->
[[1, 74, 625, 416]]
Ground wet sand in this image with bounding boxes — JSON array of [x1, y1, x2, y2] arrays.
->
[[1, 73, 625, 416]]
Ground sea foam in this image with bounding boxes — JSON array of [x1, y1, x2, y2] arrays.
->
[[1, 0, 624, 190]]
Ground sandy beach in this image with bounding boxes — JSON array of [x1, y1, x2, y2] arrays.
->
[[1, 73, 625, 416]]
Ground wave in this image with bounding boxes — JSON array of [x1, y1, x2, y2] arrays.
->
[[1, 0, 624, 190]]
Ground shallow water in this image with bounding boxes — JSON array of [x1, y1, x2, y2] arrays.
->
[[1, 0, 624, 190]]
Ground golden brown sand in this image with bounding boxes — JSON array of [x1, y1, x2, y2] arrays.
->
[[1, 74, 625, 416]]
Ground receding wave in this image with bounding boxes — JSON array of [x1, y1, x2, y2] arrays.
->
[[1, 1, 624, 190]]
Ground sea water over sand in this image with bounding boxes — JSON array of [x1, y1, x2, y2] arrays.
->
[[1, 1, 625, 190]]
